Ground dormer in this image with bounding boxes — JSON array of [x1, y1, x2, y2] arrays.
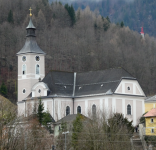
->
[[32, 82, 50, 97]]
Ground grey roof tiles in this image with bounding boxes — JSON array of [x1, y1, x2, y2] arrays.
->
[[42, 68, 135, 97]]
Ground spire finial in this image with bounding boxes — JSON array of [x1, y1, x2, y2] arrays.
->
[[29, 7, 32, 17]]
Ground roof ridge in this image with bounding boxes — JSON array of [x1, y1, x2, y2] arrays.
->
[[50, 70, 74, 73], [77, 67, 123, 73]]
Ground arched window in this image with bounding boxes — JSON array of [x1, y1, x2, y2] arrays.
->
[[77, 106, 81, 114], [92, 104, 96, 116], [22, 64, 26, 75], [36, 64, 40, 74], [66, 106, 70, 116], [127, 104, 131, 115]]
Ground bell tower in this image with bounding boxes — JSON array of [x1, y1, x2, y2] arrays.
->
[[17, 8, 46, 115]]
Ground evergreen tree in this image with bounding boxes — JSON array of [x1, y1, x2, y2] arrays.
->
[[106, 16, 111, 23], [37, 98, 44, 125], [65, 4, 76, 26], [108, 113, 134, 135], [72, 114, 83, 149], [121, 21, 124, 27], [7, 10, 14, 24], [103, 18, 110, 31], [42, 111, 52, 126], [0, 82, 7, 97]]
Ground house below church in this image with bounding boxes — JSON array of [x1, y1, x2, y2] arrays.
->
[[17, 15, 146, 126]]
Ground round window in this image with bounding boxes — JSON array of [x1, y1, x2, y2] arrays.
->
[[36, 56, 40, 61], [22, 56, 26, 62], [23, 89, 26, 93], [38, 89, 41, 93], [127, 87, 130, 90]]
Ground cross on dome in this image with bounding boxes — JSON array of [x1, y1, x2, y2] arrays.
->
[[29, 7, 32, 17]]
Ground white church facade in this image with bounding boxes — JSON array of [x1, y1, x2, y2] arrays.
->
[[17, 18, 146, 126]]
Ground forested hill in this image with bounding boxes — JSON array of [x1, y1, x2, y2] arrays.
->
[[0, 0, 156, 103], [50, 0, 156, 37]]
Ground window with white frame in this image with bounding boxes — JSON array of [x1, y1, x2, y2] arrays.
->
[[127, 104, 131, 115], [22, 64, 26, 75], [151, 118, 154, 123], [36, 64, 40, 75], [66, 106, 70, 116], [151, 129, 154, 133], [77, 106, 81, 114]]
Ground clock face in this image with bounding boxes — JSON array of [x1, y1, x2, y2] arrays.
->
[[36, 56, 40, 61], [22, 56, 26, 62]]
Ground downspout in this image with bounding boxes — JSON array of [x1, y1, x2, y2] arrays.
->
[[73, 72, 76, 114], [72, 98, 74, 114], [24, 100, 26, 117], [52, 98, 54, 120]]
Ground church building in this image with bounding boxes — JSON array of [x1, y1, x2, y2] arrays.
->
[[17, 16, 146, 126]]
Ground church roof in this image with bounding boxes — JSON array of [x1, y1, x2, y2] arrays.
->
[[42, 68, 136, 98]]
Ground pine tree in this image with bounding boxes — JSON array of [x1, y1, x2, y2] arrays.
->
[[7, 10, 14, 24], [72, 114, 83, 149], [42, 111, 52, 126], [121, 21, 124, 27], [106, 16, 111, 23], [0, 82, 7, 97], [65, 4, 76, 26], [37, 98, 44, 125]]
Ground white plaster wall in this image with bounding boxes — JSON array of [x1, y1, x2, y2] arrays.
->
[[18, 54, 45, 77], [24, 94, 145, 125], [113, 94, 145, 126], [18, 102, 25, 116], [75, 94, 145, 126], [41, 98, 73, 121], [18, 79, 38, 102], [17, 54, 45, 102]]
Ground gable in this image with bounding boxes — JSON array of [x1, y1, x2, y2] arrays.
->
[[114, 79, 145, 96], [31, 82, 50, 97]]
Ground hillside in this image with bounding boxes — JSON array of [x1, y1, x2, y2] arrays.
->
[[51, 0, 156, 37], [0, 0, 156, 103]]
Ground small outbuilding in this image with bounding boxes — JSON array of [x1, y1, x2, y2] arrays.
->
[[144, 108, 156, 136]]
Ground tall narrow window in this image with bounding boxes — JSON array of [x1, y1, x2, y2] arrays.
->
[[66, 106, 70, 116], [77, 106, 81, 114], [36, 64, 40, 75], [92, 104, 96, 116], [22, 64, 26, 75], [127, 104, 131, 115]]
